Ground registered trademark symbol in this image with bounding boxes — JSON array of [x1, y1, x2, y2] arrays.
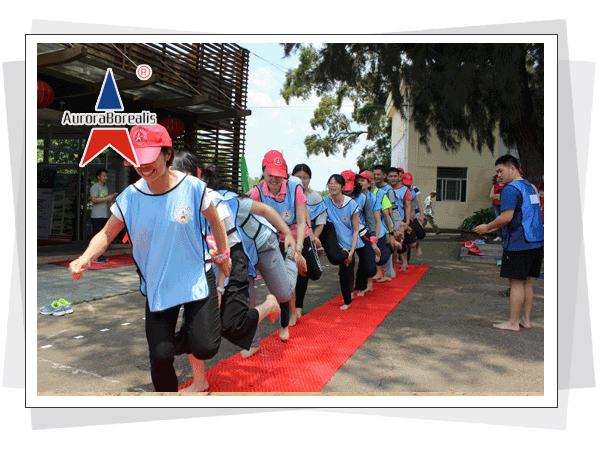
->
[[136, 65, 152, 81]]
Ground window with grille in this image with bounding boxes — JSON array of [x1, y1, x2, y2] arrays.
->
[[436, 167, 467, 202]]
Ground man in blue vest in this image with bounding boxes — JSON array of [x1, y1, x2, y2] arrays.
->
[[474, 155, 543, 331]]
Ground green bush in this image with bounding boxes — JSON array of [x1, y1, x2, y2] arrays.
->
[[460, 208, 496, 230]]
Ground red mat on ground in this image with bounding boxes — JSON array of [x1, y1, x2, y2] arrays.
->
[[50, 253, 135, 270], [180, 264, 429, 392]]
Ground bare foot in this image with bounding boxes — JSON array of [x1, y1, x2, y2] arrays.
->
[[280, 327, 289, 341], [296, 307, 302, 319], [261, 295, 281, 323], [493, 321, 520, 331], [179, 379, 209, 393], [416, 248, 423, 257], [289, 310, 297, 326], [364, 284, 373, 293], [340, 304, 351, 310], [400, 264, 408, 272], [241, 345, 260, 358], [519, 319, 532, 329], [357, 290, 366, 297], [375, 276, 392, 283]]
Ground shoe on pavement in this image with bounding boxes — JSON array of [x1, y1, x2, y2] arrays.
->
[[40, 299, 73, 316], [493, 237, 502, 242]]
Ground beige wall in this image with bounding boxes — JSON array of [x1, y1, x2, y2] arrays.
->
[[387, 101, 499, 229]]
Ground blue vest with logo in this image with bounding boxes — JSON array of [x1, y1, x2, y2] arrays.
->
[[324, 196, 365, 250], [115, 176, 209, 312], [307, 200, 327, 226], [502, 180, 544, 249], [216, 190, 277, 278], [257, 178, 302, 227], [389, 185, 410, 221]]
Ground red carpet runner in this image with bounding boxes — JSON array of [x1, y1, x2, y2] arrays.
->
[[50, 253, 135, 270], [180, 264, 429, 392]]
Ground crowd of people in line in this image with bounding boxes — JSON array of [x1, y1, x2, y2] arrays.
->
[[68, 123, 544, 392]]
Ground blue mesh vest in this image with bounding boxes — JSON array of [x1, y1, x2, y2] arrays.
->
[[502, 180, 544, 249], [216, 190, 277, 278], [115, 176, 209, 312], [257, 178, 302, 227], [324, 196, 365, 250]]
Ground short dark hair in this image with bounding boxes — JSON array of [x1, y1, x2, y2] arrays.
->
[[495, 155, 520, 170], [95, 169, 107, 179], [387, 167, 400, 175], [292, 163, 312, 178], [372, 164, 387, 173], [171, 150, 198, 176]]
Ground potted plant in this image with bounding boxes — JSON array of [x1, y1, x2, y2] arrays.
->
[[459, 208, 496, 240]]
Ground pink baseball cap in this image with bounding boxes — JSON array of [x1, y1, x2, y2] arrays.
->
[[356, 171, 372, 183], [262, 150, 288, 178], [401, 172, 413, 186], [125, 124, 172, 166], [341, 170, 356, 191]]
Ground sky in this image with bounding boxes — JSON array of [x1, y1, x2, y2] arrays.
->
[[238, 43, 367, 190]]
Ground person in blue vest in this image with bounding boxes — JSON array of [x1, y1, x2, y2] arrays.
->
[[387, 167, 415, 271], [68, 124, 230, 392], [474, 155, 544, 331], [291, 163, 327, 323], [249, 150, 322, 340], [341, 170, 379, 297], [356, 170, 393, 290], [323, 174, 364, 310], [170, 153, 297, 390]]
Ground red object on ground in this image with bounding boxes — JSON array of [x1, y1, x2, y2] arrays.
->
[[50, 253, 135, 270], [179, 264, 429, 392]]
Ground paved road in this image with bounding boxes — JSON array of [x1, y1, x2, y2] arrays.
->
[[36, 235, 544, 394]]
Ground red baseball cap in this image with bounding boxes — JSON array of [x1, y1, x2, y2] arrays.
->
[[126, 124, 172, 166], [356, 171, 372, 183], [262, 150, 288, 178], [401, 172, 413, 186], [398, 167, 405, 174], [341, 170, 356, 191]]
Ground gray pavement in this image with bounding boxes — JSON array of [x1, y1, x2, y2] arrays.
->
[[36, 233, 544, 394]]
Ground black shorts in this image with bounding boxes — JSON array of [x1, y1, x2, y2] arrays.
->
[[412, 218, 426, 240], [404, 222, 418, 245], [500, 246, 544, 280]]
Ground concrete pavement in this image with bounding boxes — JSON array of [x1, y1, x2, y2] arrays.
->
[[36, 233, 544, 394]]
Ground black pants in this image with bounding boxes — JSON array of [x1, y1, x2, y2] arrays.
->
[[320, 222, 349, 265], [339, 254, 356, 305], [219, 244, 259, 350], [376, 234, 393, 267], [146, 269, 221, 392], [354, 235, 378, 291], [91, 217, 108, 257], [294, 236, 322, 309]]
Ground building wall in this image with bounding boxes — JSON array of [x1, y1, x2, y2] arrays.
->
[[387, 101, 500, 229]]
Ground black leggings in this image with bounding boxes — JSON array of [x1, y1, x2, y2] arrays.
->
[[354, 235, 378, 291], [320, 222, 349, 265], [146, 268, 221, 392], [293, 236, 322, 309], [279, 235, 322, 318]]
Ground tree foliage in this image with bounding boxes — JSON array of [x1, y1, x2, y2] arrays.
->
[[281, 43, 544, 181]]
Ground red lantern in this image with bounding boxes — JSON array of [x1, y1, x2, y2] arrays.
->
[[37, 80, 54, 109], [158, 117, 185, 139]]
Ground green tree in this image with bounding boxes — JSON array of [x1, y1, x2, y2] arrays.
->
[[281, 43, 544, 182]]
